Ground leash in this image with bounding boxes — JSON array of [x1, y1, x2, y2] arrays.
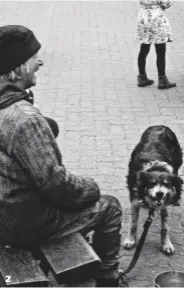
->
[[119, 208, 155, 286]]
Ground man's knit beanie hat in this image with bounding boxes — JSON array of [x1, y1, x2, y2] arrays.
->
[[0, 25, 41, 75]]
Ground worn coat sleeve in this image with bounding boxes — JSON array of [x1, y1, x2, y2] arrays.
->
[[12, 114, 100, 210], [160, 0, 174, 9]]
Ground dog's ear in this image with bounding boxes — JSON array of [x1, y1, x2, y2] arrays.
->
[[136, 171, 148, 198], [171, 175, 183, 204], [136, 171, 148, 185]]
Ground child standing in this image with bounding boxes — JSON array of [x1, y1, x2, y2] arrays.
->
[[137, 0, 176, 89]]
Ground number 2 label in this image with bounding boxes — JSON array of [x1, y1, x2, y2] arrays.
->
[[5, 275, 11, 283]]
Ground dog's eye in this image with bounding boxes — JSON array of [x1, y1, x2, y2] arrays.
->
[[162, 180, 170, 187], [148, 181, 157, 188]]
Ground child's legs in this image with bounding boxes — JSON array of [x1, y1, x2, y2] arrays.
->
[[155, 43, 166, 76], [138, 43, 151, 74]]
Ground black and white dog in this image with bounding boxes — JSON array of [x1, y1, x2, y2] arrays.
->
[[124, 125, 183, 255]]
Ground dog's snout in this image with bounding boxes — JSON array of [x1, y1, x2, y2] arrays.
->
[[156, 191, 164, 199]]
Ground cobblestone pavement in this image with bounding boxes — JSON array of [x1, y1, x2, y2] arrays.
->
[[1, 1, 184, 286]]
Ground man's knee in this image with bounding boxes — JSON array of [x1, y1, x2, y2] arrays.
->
[[92, 195, 122, 236], [101, 195, 122, 209], [100, 194, 123, 220]]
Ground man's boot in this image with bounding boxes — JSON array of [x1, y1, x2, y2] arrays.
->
[[137, 74, 154, 87], [96, 270, 129, 287], [158, 76, 176, 89]]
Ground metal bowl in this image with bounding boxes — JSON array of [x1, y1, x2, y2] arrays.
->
[[155, 271, 184, 287]]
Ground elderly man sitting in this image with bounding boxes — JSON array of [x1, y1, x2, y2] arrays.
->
[[0, 25, 127, 287]]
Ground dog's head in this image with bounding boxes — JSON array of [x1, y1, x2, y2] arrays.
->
[[136, 170, 183, 208]]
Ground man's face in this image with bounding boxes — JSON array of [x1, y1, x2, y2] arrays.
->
[[23, 53, 43, 89]]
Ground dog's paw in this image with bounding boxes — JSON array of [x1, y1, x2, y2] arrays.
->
[[161, 241, 175, 255], [123, 237, 136, 250]]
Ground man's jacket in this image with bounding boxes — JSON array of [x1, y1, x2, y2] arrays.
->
[[0, 80, 100, 246]]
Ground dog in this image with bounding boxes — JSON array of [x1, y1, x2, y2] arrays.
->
[[123, 125, 183, 255]]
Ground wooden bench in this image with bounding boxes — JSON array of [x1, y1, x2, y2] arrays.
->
[[0, 233, 101, 287]]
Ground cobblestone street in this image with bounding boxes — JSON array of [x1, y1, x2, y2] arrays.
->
[[1, 1, 184, 286]]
